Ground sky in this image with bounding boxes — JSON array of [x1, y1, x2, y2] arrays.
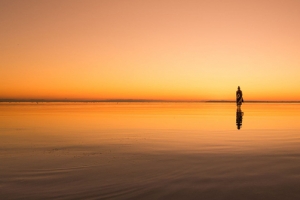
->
[[1, 0, 300, 101]]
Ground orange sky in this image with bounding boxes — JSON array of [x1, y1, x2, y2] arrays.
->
[[1, 0, 300, 101]]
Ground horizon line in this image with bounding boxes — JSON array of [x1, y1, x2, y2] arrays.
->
[[1, 99, 300, 103]]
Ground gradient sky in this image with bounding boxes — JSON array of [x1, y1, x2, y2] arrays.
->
[[1, 0, 300, 100]]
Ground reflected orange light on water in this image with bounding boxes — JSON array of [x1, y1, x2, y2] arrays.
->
[[1, 103, 300, 153]]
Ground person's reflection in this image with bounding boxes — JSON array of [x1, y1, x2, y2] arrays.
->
[[236, 107, 244, 130]]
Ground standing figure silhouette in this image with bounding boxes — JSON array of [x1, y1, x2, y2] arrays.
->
[[236, 86, 243, 107]]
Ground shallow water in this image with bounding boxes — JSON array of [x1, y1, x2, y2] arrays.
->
[[1, 103, 300, 199]]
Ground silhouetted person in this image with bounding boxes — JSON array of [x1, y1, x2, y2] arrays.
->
[[236, 107, 244, 130], [236, 86, 243, 107]]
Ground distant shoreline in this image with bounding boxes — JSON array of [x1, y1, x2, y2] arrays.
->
[[1, 99, 300, 103]]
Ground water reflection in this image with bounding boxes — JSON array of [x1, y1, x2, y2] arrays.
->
[[236, 107, 244, 130]]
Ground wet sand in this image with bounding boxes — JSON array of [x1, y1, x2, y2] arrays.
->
[[1, 103, 300, 199]]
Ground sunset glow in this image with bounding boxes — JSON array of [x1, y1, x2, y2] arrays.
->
[[1, 0, 300, 101]]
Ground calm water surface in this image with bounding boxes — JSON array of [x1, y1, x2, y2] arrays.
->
[[1, 103, 300, 199]]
